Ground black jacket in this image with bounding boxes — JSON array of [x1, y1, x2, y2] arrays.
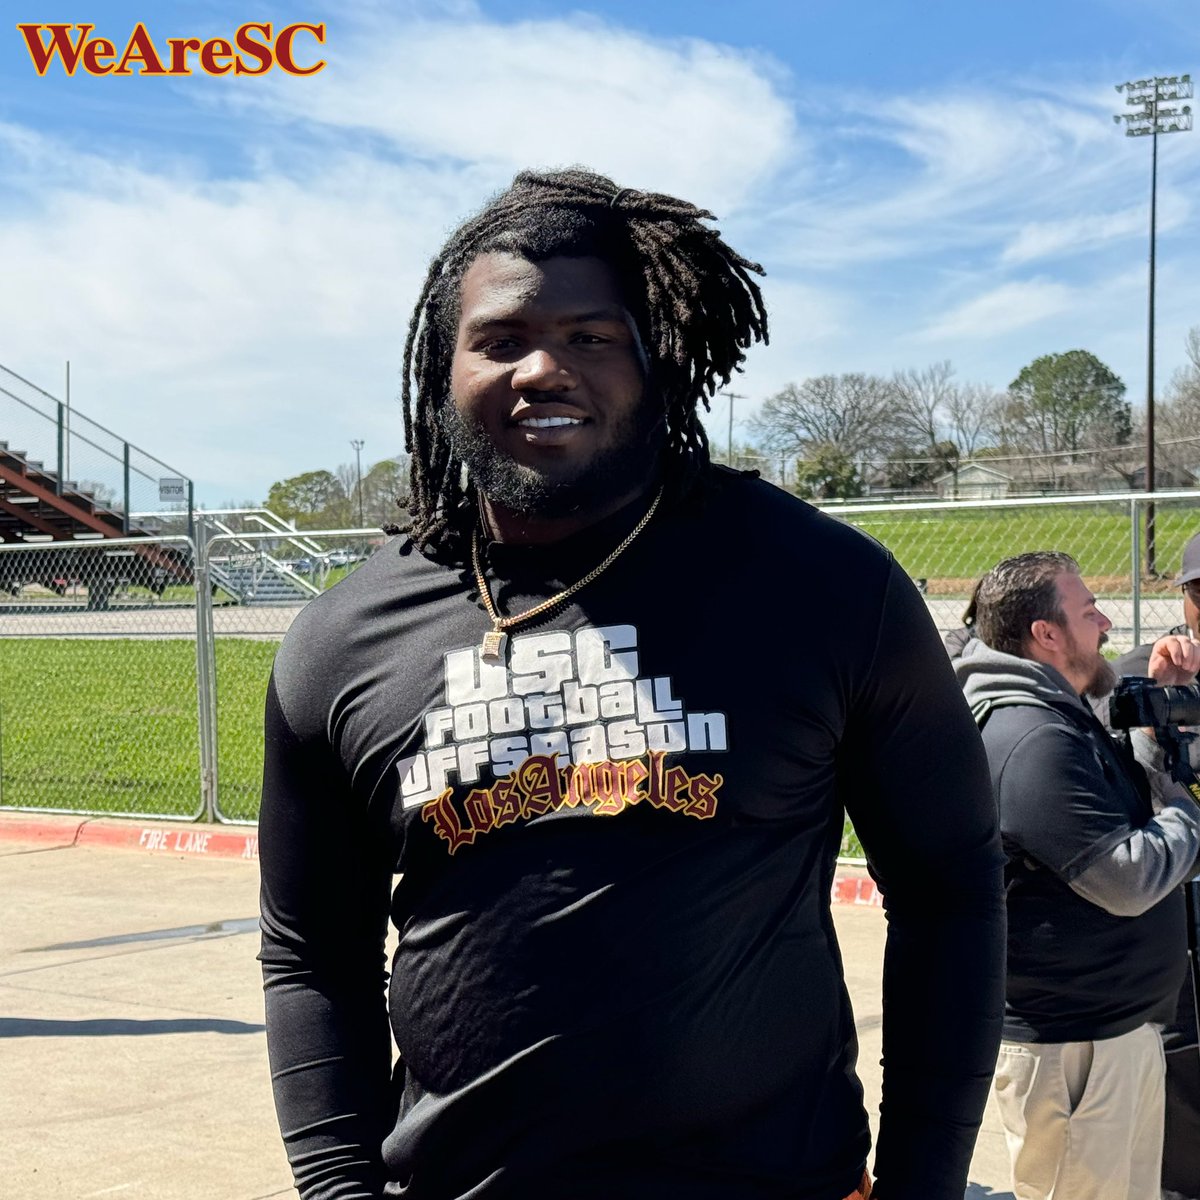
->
[[957, 639, 1196, 1042]]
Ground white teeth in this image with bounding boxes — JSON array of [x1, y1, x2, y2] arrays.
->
[[518, 416, 582, 428]]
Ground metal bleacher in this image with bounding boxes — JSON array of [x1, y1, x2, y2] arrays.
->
[[0, 363, 195, 600]]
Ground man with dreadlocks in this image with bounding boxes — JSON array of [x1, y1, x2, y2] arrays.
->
[[259, 168, 1005, 1200]]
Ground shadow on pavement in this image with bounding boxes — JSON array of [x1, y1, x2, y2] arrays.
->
[[27, 916, 260, 951], [0, 1016, 265, 1038], [965, 1184, 1015, 1200]]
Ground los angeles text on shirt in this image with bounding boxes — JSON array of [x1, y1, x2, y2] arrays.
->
[[396, 623, 729, 852]]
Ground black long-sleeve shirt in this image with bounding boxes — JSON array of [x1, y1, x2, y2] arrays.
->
[[259, 470, 1005, 1200]]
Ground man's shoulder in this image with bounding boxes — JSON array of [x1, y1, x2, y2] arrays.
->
[[982, 700, 1098, 776], [983, 698, 1078, 743], [702, 469, 895, 573], [272, 537, 438, 689]]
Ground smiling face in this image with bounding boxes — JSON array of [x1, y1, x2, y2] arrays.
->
[[446, 252, 663, 529]]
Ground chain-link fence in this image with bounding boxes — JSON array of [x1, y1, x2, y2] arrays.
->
[[821, 490, 1200, 653], [4, 492, 1200, 830], [202, 526, 386, 824], [0, 536, 203, 818]]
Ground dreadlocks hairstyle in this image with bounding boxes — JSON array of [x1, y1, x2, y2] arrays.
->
[[400, 167, 769, 557]]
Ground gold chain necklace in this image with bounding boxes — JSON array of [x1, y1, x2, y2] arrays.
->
[[471, 487, 663, 663]]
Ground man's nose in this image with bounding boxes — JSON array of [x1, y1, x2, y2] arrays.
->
[[512, 348, 576, 390], [1098, 610, 1113, 633]]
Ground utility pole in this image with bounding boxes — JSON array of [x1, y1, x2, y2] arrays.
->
[[1114, 73, 1193, 576], [64, 360, 71, 482], [350, 439, 365, 527], [719, 391, 745, 466]]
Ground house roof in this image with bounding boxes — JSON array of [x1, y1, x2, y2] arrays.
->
[[932, 460, 1013, 485]]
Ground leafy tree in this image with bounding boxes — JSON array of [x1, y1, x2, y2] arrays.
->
[[1007, 351, 1130, 455], [266, 469, 346, 529], [360, 457, 410, 527], [794, 445, 863, 500]]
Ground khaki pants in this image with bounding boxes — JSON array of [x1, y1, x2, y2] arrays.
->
[[993, 1023, 1166, 1200]]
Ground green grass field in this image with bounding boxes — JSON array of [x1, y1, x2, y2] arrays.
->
[[0, 639, 277, 821], [837, 501, 1199, 590]]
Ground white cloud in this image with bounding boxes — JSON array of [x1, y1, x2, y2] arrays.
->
[[1002, 208, 1144, 264], [1001, 193, 1191, 265], [228, 15, 799, 216], [918, 279, 1076, 342]]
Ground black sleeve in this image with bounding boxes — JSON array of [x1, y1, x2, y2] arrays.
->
[[840, 561, 1006, 1200], [996, 720, 1200, 916], [259, 672, 395, 1199]]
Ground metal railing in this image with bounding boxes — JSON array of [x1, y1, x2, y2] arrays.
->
[[4, 491, 1200, 832], [1, 362, 193, 534]]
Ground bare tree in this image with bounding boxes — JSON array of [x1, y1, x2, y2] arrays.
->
[[1186, 325, 1200, 374], [947, 383, 1003, 458], [751, 373, 901, 463], [891, 360, 956, 449], [1155, 327, 1200, 481]]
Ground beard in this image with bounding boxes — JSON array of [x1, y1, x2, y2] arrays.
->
[[1069, 631, 1118, 700], [440, 394, 667, 520]]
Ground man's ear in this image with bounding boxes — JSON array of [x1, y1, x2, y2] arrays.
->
[[1028, 618, 1062, 654]]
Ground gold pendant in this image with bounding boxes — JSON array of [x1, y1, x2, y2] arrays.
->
[[481, 628, 508, 663]]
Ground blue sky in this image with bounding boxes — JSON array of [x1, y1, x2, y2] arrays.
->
[[1, 0, 1198, 506]]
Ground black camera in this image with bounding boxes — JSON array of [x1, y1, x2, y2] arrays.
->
[[1109, 675, 1200, 731]]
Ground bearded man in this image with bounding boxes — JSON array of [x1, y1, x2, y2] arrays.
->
[[258, 169, 1005, 1200], [956, 551, 1200, 1200]]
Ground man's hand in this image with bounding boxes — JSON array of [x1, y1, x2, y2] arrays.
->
[[1147, 634, 1200, 685]]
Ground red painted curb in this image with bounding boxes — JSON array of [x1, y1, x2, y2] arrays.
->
[[0, 814, 878, 904], [0, 814, 259, 860], [830, 875, 883, 908]]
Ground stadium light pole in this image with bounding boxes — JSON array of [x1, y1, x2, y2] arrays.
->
[[1114, 73, 1193, 576], [350, 439, 365, 527]]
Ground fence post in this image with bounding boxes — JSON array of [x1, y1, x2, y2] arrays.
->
[[1131, 496, 1142, 648], [55, 403, 65, 495], [122, 443, 131, 534], [192, 524, 219, 822]]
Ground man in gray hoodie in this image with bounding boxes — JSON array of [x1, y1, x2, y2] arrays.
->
[[955, 550, 1200, 1200]]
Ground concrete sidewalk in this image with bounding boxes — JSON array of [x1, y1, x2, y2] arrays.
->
[[1, 816, 1013, 1199]]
